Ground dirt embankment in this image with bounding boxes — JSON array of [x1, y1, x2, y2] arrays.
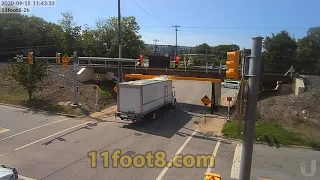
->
[[257, 75, 320, 137], [0, 63, 117, 115]]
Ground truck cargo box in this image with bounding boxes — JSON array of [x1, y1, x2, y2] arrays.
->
[[116, 77, 176, 121]]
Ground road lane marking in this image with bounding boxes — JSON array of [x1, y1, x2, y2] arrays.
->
[[1, 118, 70, 141], [206, 141, 221, 173], [155, 130, 198, 180], [230, 143, 242, 179], [14, 121, 92, 151], [19, 175, 36, 180], [0, 153, 7, 157]]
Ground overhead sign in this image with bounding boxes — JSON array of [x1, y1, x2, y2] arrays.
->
[[201, 95, 212, 106], [113, 84, 118, 93]]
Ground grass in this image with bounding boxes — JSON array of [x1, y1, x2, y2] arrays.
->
[[222, 120, 320, 150], [0, 71, 116, 116]]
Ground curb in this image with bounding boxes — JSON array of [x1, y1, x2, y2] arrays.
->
[[223, 137, 316, 150], [0, 102, 85, 118]]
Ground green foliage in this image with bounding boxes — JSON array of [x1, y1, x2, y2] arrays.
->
[[222, 121, 320, 148], [4, 61, 48, 100], [0, 13, 145, 59], [263, 31, 298, 72], [211, 44, 240, 65]]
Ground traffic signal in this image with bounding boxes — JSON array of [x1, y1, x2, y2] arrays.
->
[[139, 55, 143, 66], [175, 56, 180, 68], [56, 52, 61, 64], [28, 52, 34, 64], [62, 54, 70, 69], [226, 51, 240, 80]]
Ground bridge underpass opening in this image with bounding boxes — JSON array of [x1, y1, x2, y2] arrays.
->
[[122, 74, 240, 115]]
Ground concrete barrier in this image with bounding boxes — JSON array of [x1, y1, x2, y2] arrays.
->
[[77, 68, 94, 82], [292, 77, 305, 95]]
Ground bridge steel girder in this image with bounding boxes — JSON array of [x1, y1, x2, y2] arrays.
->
[[92, 67, 292, 83]]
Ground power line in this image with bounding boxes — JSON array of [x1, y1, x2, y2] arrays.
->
[[140, 0, 167, 26], [132, 0, 166, 26], [141, 35, 174, 45]]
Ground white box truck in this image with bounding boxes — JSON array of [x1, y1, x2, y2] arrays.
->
[[116, 77, 177, 122]]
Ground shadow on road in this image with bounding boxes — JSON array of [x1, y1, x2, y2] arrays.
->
[[121, 102, 227, 139], [41, 122, 99, 145], [122, 103, 197, 138]]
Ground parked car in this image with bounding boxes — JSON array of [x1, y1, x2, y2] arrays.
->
[[0, 165, 18, 180], [222, 80, 240, 89]]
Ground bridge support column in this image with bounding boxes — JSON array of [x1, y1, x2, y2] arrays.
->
[[210, 82, 221, 113], [214, 82, 221, 106]]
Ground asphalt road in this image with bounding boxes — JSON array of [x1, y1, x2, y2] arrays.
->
[[0, 80, 319, 180]]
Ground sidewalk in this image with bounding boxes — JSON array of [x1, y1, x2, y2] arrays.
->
[[90, 105, 117, 118], [196, 114, 227, 136]]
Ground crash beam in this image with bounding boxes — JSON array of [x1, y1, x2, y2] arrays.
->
[[125, 74, 222, 83]]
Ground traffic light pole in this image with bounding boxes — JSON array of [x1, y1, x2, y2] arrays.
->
[[72, 51, 79, 106], [117, 0, 123, 83], [239, 36, 263, 180]]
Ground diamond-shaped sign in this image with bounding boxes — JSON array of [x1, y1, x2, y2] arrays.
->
[[201, 95, 212, 106]]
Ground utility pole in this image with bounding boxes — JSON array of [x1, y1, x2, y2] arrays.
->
[[117, 0, 123, 82], [153, 39, 159, 54], [239, 36, 263, 180], [172, 25, 180, 61]]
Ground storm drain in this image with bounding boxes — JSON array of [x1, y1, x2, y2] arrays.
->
[[134, 133, 142, 136]]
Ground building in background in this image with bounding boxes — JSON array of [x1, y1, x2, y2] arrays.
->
[[145, 44, 195, 57]]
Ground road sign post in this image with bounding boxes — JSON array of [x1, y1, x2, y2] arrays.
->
[[227, 97, 232, 120], [239, 36, 263, 180], [201, 95, 212, 124]]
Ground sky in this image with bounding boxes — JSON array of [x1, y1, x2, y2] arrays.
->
[[27, 0, 319, 48]]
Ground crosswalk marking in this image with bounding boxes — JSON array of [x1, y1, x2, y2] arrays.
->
[[230, 143, 242, 179], [206, 141, 221, 173]]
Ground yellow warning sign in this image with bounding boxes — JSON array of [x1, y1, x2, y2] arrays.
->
[[201, 95, 212, 106], [113, 84, 118, 93], [204, 172, 221, 180], [62, 54, 70, 63]]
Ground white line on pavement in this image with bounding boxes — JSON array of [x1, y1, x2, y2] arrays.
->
[[19, 175, 36, 180], [14, 121, 92, 151], [0, 153, 7, 157], [1, 118, 70, 141], [230, 143, 242, 179], [206, 141, 221, 173], [155, 130, 198, 180]]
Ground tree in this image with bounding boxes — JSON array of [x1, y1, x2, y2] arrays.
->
[[296, 27, 320, 73], [58, 12, 82, 56], [195, 43, 211, 54], [263, 31, 297, 72], [5, 60, 48, 100], [211, 44, 240, 65]]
